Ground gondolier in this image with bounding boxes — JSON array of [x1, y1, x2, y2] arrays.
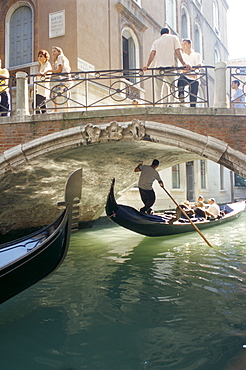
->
[[134, 159, 164, 214]]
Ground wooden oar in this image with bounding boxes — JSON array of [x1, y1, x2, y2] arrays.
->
[[163, 187, 213, 248]]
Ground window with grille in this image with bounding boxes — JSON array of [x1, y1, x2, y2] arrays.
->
[[172, 164, 180, 188], [200, 160, 206, 189]]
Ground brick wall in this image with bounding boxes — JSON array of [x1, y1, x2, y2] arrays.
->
[[0, 108, 246, 155]]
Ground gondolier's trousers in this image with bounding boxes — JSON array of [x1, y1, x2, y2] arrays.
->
[[139, 188, 155, 214]]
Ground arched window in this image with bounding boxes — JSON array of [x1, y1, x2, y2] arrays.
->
[[166, 0, 176, 31], [194, 23, 203, 57], [5, 2, 33, 68], [122, 28, 139, 82], [181, 6, 190, 39], [213, 1, 219, 34], [214, 47, 220, 63]]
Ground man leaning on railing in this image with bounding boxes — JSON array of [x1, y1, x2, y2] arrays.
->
[[0, 59, 10, 116], [142, 27, 191, 105], [231, 80, 246, 109], [177, 39, 202, 107]]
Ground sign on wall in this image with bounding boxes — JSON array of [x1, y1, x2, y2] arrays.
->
[[77, 58, 95, 72], [49, 10, 65, 39]]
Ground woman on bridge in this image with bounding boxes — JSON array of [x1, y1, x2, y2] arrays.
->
[[48, 46, 72, 112], [34, 50, 52, 114]]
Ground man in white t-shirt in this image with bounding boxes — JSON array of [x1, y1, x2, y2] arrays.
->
[[231, 80, 246, 108], [177, 39, 202, 107], [134, 159, 164, 214], [142, 28, 191, 105], [205, 198, 220, 218]]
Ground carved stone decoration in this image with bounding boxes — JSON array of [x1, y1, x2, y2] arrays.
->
[[105, 121, 123, 141], [83, 124, 101, 144], [124, 119, 146, 140]]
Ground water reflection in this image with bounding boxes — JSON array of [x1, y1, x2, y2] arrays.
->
[[0, 213, 245, 369]]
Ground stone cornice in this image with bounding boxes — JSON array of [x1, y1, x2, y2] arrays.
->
[[116, 2, 148, 32]]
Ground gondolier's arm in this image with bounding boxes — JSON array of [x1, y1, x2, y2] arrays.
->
[[134, 161, 143, 172]]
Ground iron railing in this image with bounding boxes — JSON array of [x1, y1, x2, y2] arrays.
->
[[30, 66, 211, 113], [3, 65, 246, 116]]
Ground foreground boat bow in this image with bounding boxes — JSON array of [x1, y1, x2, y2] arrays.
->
[[0, 168, 82, 304]]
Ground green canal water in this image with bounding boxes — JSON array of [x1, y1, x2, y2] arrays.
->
[[0, 212, 246, 370]]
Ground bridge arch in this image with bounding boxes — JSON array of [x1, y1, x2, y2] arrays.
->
[[1, 117, 246, 234], [1, 119, 246, 178]]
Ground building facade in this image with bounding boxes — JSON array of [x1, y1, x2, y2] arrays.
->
[[2, 0, 244, 206], [0, 0, 229, 102]]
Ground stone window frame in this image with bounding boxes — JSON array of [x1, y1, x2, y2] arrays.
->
[[200, 159, 207, 189], [5, 1, 35, 69], [212, 0, 220, 37], [122, 27, 140, 72], [172, 164, 181, 189], [181, 3, 191, 40], [194, 21, 203, 58], [165, 0, 177, 32]]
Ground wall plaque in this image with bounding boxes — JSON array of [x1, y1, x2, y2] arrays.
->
[[49, 10, 65, 39]]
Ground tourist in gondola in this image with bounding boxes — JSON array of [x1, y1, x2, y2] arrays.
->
[[205, 198, 220, 218], [134, 159, 164, 214], [193, 201, 206, 218]]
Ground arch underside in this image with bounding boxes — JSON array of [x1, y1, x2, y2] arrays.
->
[[0, 120, 245, 234]]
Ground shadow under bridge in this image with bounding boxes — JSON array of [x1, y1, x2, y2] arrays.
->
[[0, 118, 245, 235]]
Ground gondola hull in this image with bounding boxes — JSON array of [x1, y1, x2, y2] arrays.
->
[[0, 168, 82, 304], [106, 179, 245, 237], [0, 210, 70, 304]]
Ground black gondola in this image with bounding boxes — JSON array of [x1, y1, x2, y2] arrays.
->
[[106, 178, 245, 237], [0, 168, 82, 304]]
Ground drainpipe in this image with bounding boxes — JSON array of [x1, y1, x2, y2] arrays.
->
[[108, 0, 111, 71], [230, 171, 235, 202], [15, 71, 30, 116], [214, 62, 227, 108]]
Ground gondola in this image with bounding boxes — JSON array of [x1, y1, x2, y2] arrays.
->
[[105, 178, 245, 237], [0, 168, 82, 304]]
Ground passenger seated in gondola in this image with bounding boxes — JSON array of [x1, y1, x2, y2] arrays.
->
[[205, 198, 221, 219], [193, 201, 206, 219], [195, 195, 204, 206], [176, 201, 194, 220]]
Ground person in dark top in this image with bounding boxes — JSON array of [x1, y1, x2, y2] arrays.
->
[[134, 159, 164, 214]]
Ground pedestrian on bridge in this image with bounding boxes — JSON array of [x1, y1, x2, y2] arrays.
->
[[33, 50, 52, 114], [231, 80, 246, 108], [47, 46, 72, 112], [177, 39, 202, 107], [142, 28, 191, 106], [0, 59, 10, 116]]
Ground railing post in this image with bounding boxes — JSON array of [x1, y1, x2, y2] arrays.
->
[[15, 71, 30, 116], [214, 62, 227, 108]]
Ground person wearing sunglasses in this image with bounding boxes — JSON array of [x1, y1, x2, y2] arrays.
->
[[34, 50, 52, 114]]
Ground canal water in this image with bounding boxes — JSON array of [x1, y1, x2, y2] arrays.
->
[[0, 212, 245, 370]]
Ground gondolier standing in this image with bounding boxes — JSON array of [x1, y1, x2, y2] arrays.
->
[[134, 159, 164, 214]]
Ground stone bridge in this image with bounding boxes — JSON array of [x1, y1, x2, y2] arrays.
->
[[0, 106, 246, 236]]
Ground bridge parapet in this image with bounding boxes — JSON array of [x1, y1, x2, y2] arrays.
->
[[0, 62, 234, 117], [0, 107, 246, 178]]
